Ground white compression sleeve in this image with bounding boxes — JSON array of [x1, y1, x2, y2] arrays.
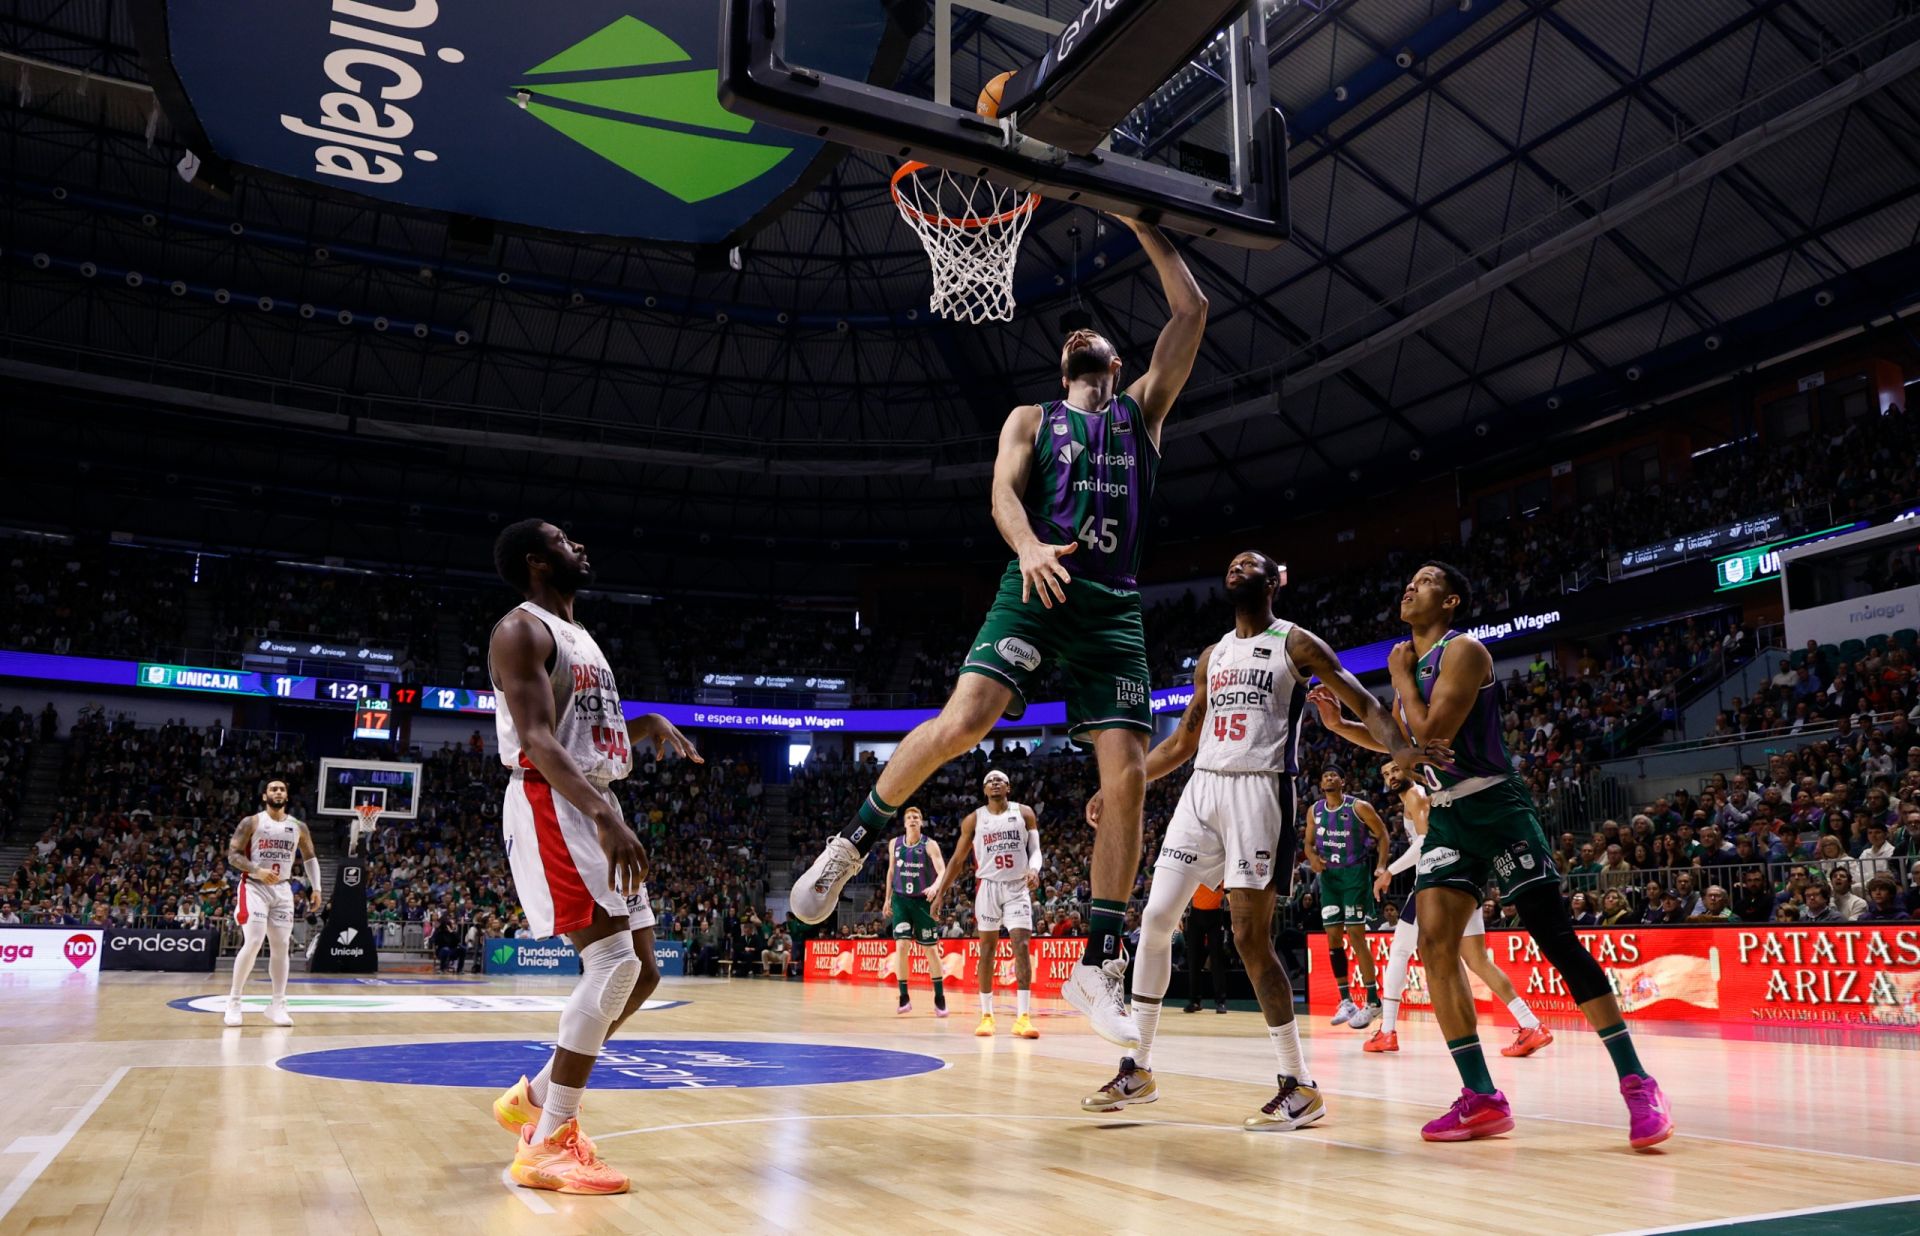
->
[[1026, 828, 1042, 875], [303, 857, 323, 902], [1387, 832, 1423, 876]]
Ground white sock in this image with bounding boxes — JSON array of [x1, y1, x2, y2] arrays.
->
[[1269, 1020, 1311, 1086], [1380, 996, 1401, 1035], [529, 1056, 554, 1107], [980, 991, 994, 1016], [534, 1082, 583, 1143], [1016, 989, 1030, 1016], [1128, 1000, 1163, 1070], [1507, 996, 1540, 1030]]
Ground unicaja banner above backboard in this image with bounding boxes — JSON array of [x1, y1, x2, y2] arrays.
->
[[131, 0, 914, 245]]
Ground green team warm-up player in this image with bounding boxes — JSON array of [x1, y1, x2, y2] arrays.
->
[[883, 807, 949, 1017], [791, 217, 1210, 1049], [1305, 767, 1391, 1030]]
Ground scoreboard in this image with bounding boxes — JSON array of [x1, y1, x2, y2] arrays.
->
[[137, 663, 421, 708]]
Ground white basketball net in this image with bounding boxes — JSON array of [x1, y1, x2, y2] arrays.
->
[[350, 802, 381, 856], [892, 162, 1038, 324]]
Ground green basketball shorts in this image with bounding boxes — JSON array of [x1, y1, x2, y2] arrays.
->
[[889, 895, 939, 946], [958, 561, 1152, 744], [1412, 775, 1560, 906], [1318, 866, 1376, 926]]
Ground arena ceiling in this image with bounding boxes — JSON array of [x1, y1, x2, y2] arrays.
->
[[6, 0, 1920, 589]]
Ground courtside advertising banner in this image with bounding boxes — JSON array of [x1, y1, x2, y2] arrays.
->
[[805, 936, 1084, 995], [102, 927, 219, 972], [0, 926, 104, 974], [485, 937, 583, 976], [1307, 924, 1920, 1030]]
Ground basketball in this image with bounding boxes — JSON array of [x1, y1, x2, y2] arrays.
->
[[977, 70, 1015, 119]]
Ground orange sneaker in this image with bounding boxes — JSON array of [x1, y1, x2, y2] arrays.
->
[[509, 1118, 628, 1195], [1362, 1029, 1399, 1053], [493, 1076, 540, 1136], [1501, 1025, 1554, 1057]]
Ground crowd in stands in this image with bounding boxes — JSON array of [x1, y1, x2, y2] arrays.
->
[[652, 599, 900, 702], [0, 705, 39, 844], [212, 561, 437, 663], [1713, 637, 1918, 740], [0, 535, 194, 660]]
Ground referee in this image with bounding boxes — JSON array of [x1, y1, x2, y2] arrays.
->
[[1183, 883, 1232, 1013]]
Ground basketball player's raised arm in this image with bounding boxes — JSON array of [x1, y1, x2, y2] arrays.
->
[[1088, 644, 1212, 827], [490, 611, 646, 888], [227, 816, 268, 879], [1288, 627, 1427, 775], [1391, 633, 1489, 749], [1117, 218, 1208, 437], [992, 402, 1074, 607]]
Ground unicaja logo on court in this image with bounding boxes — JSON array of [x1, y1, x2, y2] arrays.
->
[[513, 16, 792, 203], [491, 944, 516, 965]]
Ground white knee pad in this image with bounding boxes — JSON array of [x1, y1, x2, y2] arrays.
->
[[267, 923, 292, 952], [557, 934, 641, 1055], [241, 913, 269, 947]]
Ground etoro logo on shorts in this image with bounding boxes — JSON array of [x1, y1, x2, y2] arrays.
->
[[1160, 847, 1198, 865], [996, 638, 1042, 671]]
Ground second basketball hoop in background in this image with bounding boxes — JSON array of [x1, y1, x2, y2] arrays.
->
[[892, 161, 1038, 324]]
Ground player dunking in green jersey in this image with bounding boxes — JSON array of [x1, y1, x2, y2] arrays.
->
[[1318, 561, 1674, 1149], [792, 217, 1209, 1048], [883, 807, 948, 1017]]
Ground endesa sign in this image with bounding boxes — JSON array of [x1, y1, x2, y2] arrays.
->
[[102, 927, 219, 972], [0, 927, 104, 973], [805, 936, 1084, 995], [1308, 924, 1920, 1029]]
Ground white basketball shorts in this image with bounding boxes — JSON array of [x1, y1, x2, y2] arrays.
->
[[974, 879, 1034, 933], [503, 771, 631, 939], [237, 878, 294, 928], [1156, 769, 1297, 892], [626, 881, 656, 931]]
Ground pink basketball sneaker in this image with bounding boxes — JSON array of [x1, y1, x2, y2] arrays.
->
[[1420, 1088, 1515, 1142], [1620, 1074, 1674, 1150]]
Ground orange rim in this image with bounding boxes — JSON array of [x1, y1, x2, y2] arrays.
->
[[891, 161, 1039, 229]]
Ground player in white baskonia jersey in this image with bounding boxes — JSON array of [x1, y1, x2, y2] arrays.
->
[[223, 779, 321, 1027], [929, 769, 1043, 1039], [484, 518, 699, 1196], [1079, 551, 1424, 1128]]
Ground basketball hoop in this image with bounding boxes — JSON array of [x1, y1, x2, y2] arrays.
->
[[891, 161, 1038, 324], [350, 801, 382, 857]]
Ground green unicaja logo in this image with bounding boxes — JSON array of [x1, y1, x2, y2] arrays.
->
[[490, 943, 516, 965], [514, 16, 792, 203]]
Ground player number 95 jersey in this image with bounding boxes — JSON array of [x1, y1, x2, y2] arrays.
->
[[972, 804, 1029, 885]]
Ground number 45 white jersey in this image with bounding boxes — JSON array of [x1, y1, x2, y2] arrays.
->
[[1195, 621, 1308, 775]]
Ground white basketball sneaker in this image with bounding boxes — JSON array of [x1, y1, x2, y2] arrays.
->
[[790, 836, 861, 925], [1347, 1002, 1379, 1030], [267, 1000, 294, 1027], [222, 998, 243, 1027], [1062, 958, 1140, 1049], [1331, 998, 1359, 1026]]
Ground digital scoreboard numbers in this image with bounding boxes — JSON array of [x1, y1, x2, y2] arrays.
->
[[353, 699, 395, 741], [421, 687, 497, 714]]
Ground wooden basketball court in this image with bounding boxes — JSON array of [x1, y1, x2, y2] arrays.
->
[[2, 972, 1915, 1235]]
